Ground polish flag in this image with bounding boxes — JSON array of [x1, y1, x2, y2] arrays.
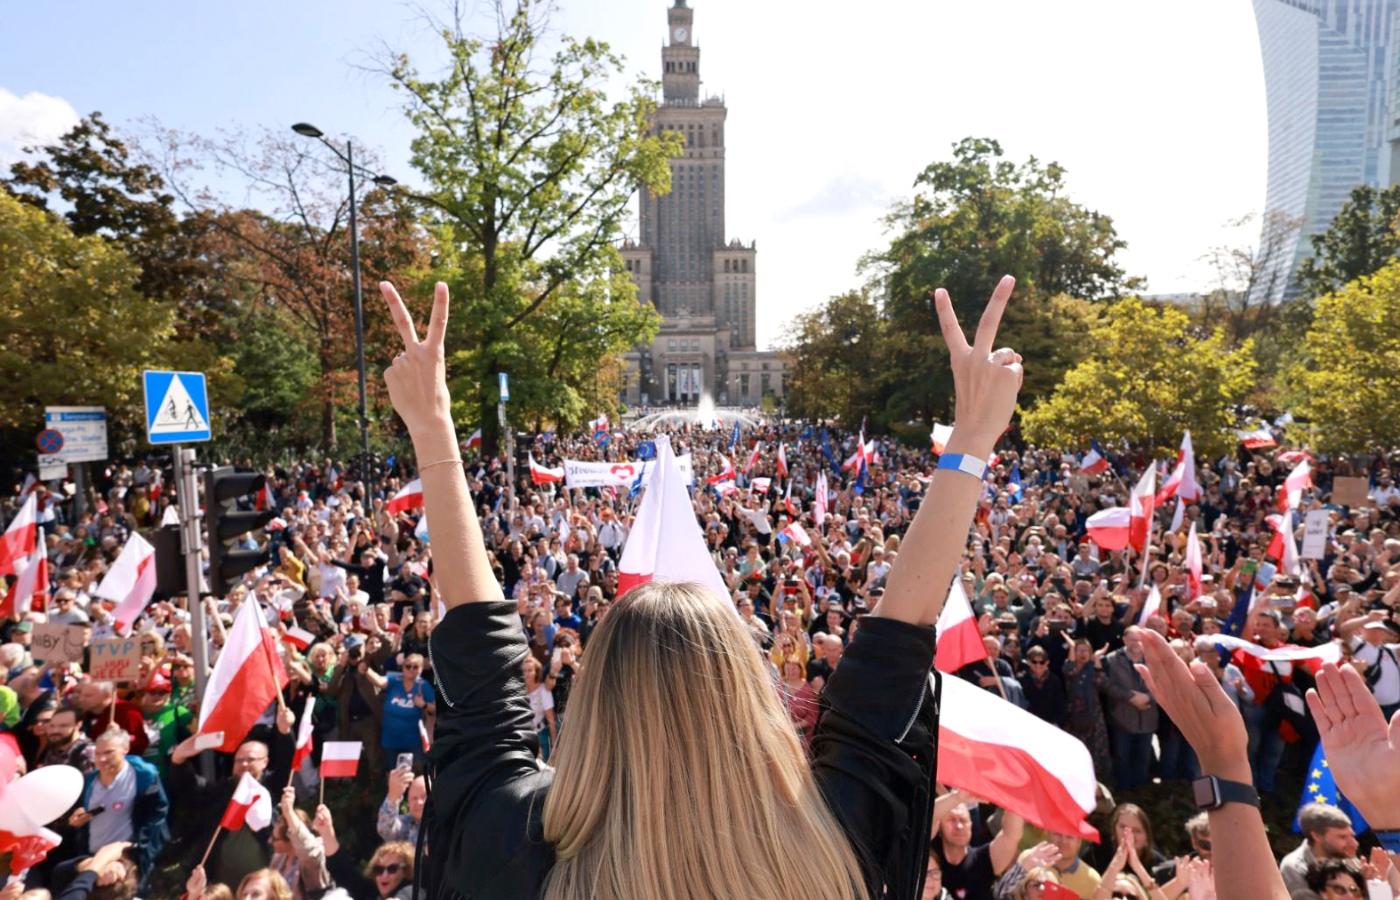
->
[[1156, 431, 1202, 504], [464, 429, 482, 451], [1265, 514, 1301, 577], [777, 522, 811, 547], [939, 673, 1099, 839], [95, 534, 157, 634], [750, 477, 771, 494], [281, 626, 316, 651], [706, 455, 737, 486], [386, 478, 424, 515], [743, 442, 763, 475], [1128, 466, 1157, 554], [618, 436, 730, 604], [783, 480, 798, 519], [1278, 460, 1312, 512], [1080, 440, 1110, 476], [1239, 428, 1277, 450], [291, 694, 316, 773], [934, 579, 987, 673], [1085, 507, 1131, 551], [1137, 584, 1163, 628], [1, 527, 47, 617], [197, 598, 289, 753], [220, 773, 274, 832], [0, 494, 38, 579], [528, 454, 564, 485], [320, 741, 362, 778], [931, 423, 953, 455], [1210, 634, 1341, 666], [814, 471, 829, 527], [419, 720, 432, 753], [1185, 522, 1204, 600], [776, 443, 789, 480], [843, 429, 868, 473]]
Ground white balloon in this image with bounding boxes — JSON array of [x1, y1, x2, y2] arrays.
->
[[0, 766, 85, 835]]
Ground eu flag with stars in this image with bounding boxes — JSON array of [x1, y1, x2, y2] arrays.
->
[[1295, 742, 1368, 833]]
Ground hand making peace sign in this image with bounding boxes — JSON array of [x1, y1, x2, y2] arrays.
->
[[379, 280, 453, 438], [932, 275, 1023, 445]]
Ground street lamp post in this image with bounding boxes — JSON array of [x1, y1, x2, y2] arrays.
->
[[291, 122, 396, 514]]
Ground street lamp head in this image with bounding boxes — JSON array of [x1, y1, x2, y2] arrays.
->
[[291, 122, 324, 138], [372, 175, 398, 187]]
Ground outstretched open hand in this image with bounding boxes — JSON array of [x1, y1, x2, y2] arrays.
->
[[1136, 629, 1249, 777], [933, 275, 1023, 445], [1306, 662, 1400, 828], [379, 281, 452, 438]]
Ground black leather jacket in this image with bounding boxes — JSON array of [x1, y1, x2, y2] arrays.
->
[[419, 601, 940, 899]]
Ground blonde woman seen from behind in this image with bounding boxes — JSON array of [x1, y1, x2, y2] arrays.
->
[[378, 276, 1024, 900]]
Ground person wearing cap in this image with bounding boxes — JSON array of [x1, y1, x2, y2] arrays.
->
[[136, 675, 191, 779], [1339, 611, 1400, 719]]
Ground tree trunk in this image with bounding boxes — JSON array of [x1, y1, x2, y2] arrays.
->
[[321, 396, 336, 451]]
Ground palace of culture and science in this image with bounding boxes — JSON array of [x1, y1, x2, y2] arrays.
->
[[620, 1, 787, 408]]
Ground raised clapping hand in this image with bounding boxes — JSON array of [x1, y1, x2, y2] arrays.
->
[[379, 281, 451, 439], [1135, 629, 1250, 778], [1306, 662, 1400, 829], [933, 276, 1024, 446]]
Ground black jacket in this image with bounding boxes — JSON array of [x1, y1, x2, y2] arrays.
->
[[420, 601, 940, 899]]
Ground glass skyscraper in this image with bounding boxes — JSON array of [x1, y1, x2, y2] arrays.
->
[[1251, 0, 1398, 302]]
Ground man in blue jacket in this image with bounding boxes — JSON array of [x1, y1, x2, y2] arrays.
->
[[65, 728, 169, 886]]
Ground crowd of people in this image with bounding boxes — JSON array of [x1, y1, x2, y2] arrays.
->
[[2, 414, 1400, 899]]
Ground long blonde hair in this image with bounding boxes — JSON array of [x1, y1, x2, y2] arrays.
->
[[541, 581, 868, 900]]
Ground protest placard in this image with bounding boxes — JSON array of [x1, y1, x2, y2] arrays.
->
[[89, 636, 142, 683], [1301, 508, 1330, 560], [1332, 476, 1371, 508], [30, 623, 87, 664]]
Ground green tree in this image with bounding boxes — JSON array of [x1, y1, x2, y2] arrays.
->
[[781, 289, 889, 424], [383, 0, 680, 449], [1021, 297, 1256, 457], [862, 137, 1141, 425], [0, 191, 176, 457], [1285, 260, 1400, 452], [1298, 184, 1400, 300]]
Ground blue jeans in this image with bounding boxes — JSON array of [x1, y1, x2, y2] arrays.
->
[[1159, 726, 1199, 781], [1113, 729, 1154, 790], [1242, 701, 1285, 793]]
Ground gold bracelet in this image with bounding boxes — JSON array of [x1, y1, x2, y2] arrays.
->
[[418, 457, 463, 473]]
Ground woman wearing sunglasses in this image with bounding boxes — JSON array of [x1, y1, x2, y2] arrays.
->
[[1304, 859, 1369, 899]]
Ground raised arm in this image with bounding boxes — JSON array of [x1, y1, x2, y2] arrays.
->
[[877, 276, 1022, 626], [379, 281, 503, 608]]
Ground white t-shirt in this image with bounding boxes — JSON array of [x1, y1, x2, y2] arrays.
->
[[1353, 639, 1400, 706], [527, 685, 554, 731]]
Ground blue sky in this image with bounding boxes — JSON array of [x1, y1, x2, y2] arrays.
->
[[1, 0, 1269, 348]]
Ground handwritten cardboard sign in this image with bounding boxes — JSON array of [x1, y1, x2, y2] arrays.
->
[[88, 636, 142, 683], [30, 623, 87, 664], [1332, 476, 1371, 509]]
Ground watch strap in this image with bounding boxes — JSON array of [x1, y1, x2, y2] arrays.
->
[[1205, 776, 1260, 810], [937, 453, 988, 481]]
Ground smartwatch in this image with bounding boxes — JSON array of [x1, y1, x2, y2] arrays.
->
[[1191, 775, 1260, 811]]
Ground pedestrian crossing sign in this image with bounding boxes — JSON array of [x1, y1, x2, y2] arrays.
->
[[143, 370, 212, 444]]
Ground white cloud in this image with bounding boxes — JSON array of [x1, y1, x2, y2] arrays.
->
[[0, 88, 81, 168]]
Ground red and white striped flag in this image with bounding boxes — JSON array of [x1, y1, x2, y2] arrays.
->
[[1137, 584, 1163, 628], [528, 454, 564, 485], [930, 423, 953, 456], [1080, 441, 1110, 476], [386, 478, 424, 515], [775, 443, 788, 480], [1278, 460, 1312, 512], [291, 694, 316, 773], [750, 477, 771, 495], [1239, 428, 1277, 450], [0, 494, 38, 579], [743, 441, 762, 475], [777, 522, 811, 547], [1, 526, 47, 617], [783, 480, 797, 519], [95, 533, 157, 634], [220, 772, 273, 832], [320, 741, 362, 779], [934, 579, 987, 673], [814, 471, 829, 528], [196, 599, 289, 754], [464, 429, 482, 451], [1156, 431, 1202, 504], [419, 720, 431, 753], [1185, 521, 1203, 600], [1128, 466, 1157, 554], [281, 626, 315, 651]]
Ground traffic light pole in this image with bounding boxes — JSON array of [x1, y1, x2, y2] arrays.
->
[[174, 445, 215, 782]]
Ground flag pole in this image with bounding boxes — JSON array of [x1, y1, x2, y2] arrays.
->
[[199, 825, 222, 867], [318, 766, 326, 808]]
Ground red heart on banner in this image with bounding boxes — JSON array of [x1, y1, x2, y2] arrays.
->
[[610, 464, 635, 480]]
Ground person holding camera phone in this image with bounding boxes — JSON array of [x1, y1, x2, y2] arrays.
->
[[380, 653, 435, 773]]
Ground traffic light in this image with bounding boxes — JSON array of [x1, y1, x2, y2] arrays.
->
[[204, 467, 275, 597]]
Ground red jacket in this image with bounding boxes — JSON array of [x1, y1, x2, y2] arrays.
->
[[83, 700, 150, 755]]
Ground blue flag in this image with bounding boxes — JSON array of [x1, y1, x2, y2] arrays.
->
[[1223, 582, 1254, 637], [1009, 464, 1024, 502], [629, 462, 647, 500], [1295, 742, 1368, 833], [820, 429, 840, 475], [728, 421, 741, 451], [799, 425, 814, 442]]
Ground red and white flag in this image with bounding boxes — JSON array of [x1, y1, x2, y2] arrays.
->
[[95, 533, 157, 634], [1, 527, 47, 617], [777, 522, 811, 547], [814, 472, 829, 527], [464, 429, 482, 451], [930, 423, 953, 456], [706, 455, 737, 486], [0, 494, 38, 579], [386, 478, 424, 515], [743, 442, 763, 476], [1128, 466, 1157, 554], [783, 480, 798, 519], [1239, 428, 1277, 450], [1185, 522, 1204, 600], [320, 741, 362, 778], [1265, 514, 1301, 577], [291, 694, 316, 773], [1156, 431, 1202, 505], [934, 579, 987, 673], [1212, 634, 1341, 665], [1278, 460, 1312, 512], [220, 772, 273, 832], [1086, 507, 1131, 552], [1080, 442, 1110, 476], [618, 436, 730, 604], [750, 477, 771, 495], [528, 454, 564, 485], [281, 626, 315, 651], [939, 674, 1099, 839], [1136, 584, 1163, 628], [197, 598, 289, 754], [1277, 449, 1312, 466], [419, 720, 432, 753], [775, 443, 788, 480]]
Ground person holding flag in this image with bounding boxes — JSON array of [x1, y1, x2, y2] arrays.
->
[[377, 273, 1023, 900]]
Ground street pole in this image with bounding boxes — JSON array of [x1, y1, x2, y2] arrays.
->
[[499, 401, 514, 489], [346, 141, 374, 516], [175, 445, 215, 782]]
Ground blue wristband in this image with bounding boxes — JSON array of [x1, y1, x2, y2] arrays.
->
[[937, 453, 988, 481], [1377, 830, 1400, 854]]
